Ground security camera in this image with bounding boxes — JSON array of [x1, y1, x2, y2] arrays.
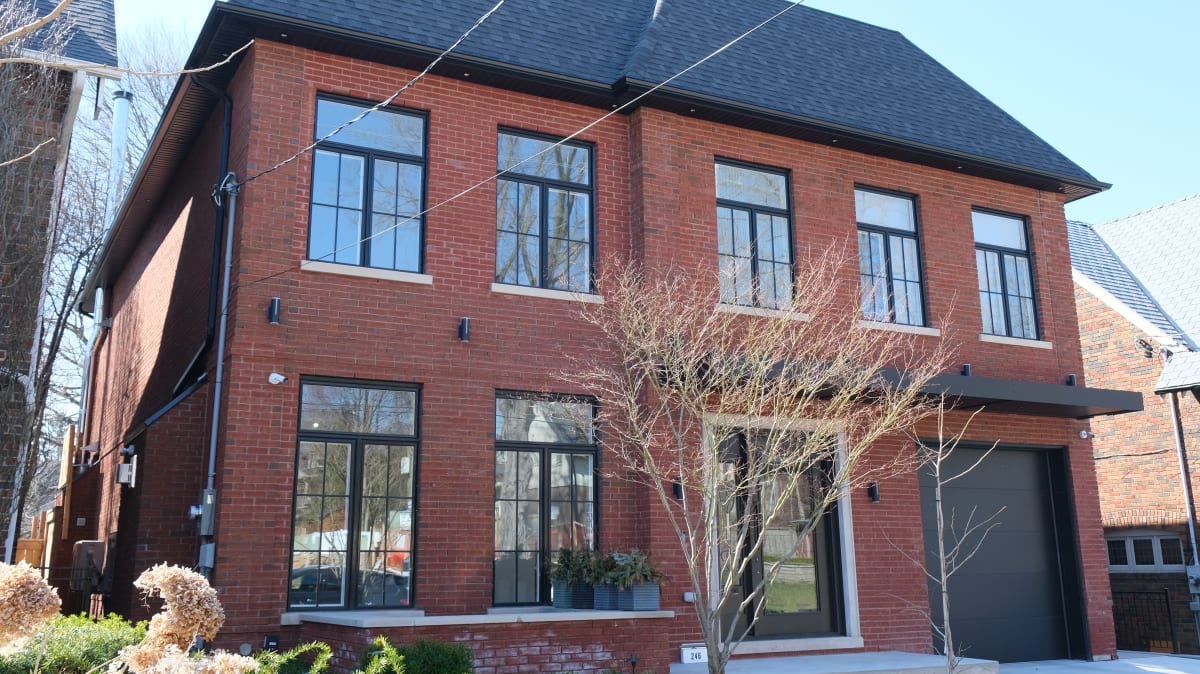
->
[[268, 373, 288, 385], [1079, 430, 1095, 440]]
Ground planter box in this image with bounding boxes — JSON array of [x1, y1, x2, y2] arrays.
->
[[551, 581, 595, 609], [616, 581, 660, 611], [593, 583, 617, 610]]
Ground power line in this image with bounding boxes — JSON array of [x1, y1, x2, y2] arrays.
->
[[236, 0, 506, 188], [233, 0, 807, 293]]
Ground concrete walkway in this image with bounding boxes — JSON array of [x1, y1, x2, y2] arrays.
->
[[1002, 652, 1200, 674], [671, 651, 1200, 674]]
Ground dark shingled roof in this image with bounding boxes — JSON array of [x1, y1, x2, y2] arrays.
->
[[32, 0, 118, 68], [1066, 220, 1189, 348], [221, 0, 1097, 186]]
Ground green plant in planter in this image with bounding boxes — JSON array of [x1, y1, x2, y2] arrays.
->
[[589, 552, 619, 610], [549, 548, 595, 608], [606, 549, 664, 611]]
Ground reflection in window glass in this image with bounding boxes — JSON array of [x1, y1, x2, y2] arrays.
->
[[498, 133, 590, 185], [495, 397, 593, 444], [715, 162, 792, 309], [973, 210, 1036, 339], [300, 383, 416, 435], [855, 188, 924, 326], [1106, 539, 1128, 566]]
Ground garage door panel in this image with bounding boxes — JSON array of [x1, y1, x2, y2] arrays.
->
[[920, 445, 1080, 663]]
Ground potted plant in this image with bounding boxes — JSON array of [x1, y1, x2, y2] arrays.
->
[[590, 551, 618, 610], [549, 548, 594, 609], [606, 549, 664, 611]]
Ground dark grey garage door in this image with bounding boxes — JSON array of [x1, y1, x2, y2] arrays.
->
[[919, 445, 1084, 663]]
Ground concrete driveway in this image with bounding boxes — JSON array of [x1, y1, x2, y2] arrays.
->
[[1003, 652, 1200, 674]]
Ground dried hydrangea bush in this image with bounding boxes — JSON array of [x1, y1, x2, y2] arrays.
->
[[0, 562, 62, 647]]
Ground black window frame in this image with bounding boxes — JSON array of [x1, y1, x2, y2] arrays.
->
[[714, 158, 795, 309], [854, 185, 928, 327], [307, 94, 429, 273], [492, 392, 598, 607], [288, 378, 422, 611], [972, 207, 1040, 340], [494, 128, 597, 293]]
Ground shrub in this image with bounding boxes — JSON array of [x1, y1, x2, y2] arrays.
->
[[257, 641, 333, 674], [361, 639, 472, 674], [0, 613, 145, 674]]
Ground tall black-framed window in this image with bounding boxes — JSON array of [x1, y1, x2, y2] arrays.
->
[[495, 130, 594, 292], [289, 380, 419, 610], [493, 394, 596, 605], [855, 187, 925, 326], [715, 160, 793, 309], [308, 96, 427, 272], [973, 209, 1038, 339]]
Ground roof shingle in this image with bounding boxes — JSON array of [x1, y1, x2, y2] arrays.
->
[[33, 0, 118, 68]]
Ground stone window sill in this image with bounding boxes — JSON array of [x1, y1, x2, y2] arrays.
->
[[978, 333, 1052, 349], [280, 607, 673, 629], [731, 635, 864, 655], [490, 283, 604, 303], [300, 260, 433, 285]]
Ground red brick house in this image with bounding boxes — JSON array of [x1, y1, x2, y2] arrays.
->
[[70, 0, 1141, 669], [1068, 198, 1200, 654]]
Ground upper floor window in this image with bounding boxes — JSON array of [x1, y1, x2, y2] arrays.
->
[[495, 131, 593, 293], [715, 161, 792, 309], [308, 97, 426, 272], [855, 187, 924, 326], [973, 209, 1037, 339], [1107, 532, 1187, 573], [493, 394, 595, 605], [290, 380, 419, 610]]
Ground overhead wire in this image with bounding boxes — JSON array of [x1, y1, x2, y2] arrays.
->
[[230, 0, 808, 295]]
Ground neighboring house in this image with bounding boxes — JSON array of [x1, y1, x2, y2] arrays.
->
[[68, 0, 1141, 669], [1068, 196, 1200, 654], [0, 0, 117, 562]]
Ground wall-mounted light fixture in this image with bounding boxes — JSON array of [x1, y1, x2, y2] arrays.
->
[[1065, 373, 1077, 386], [267, 297, 281, 325], [671, 481, 684, 500], [866, 481, 881, 503], [1079, 429, 1096, 440], [961, 363, 972, 377], [458, 317, 471, 343]]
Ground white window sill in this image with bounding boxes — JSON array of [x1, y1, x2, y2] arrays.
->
[[856, 320, 940, 337], [300, 260, 433, 285], [281, 607, 673, 629], [731, 635, 864, 655], [715, 303, 809, 321], [978, 333, 1052, 349], [490, 283, 604, 303]]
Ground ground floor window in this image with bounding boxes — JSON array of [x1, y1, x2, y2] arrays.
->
[[493, 394, 596, 605], [1107, 531, 1187, 573], [289, 380, 418, 609]]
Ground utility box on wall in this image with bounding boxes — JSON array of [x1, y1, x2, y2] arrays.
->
[[70, 540, 104, 592]]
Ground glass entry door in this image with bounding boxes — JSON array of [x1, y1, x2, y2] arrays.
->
[[718, 431, 843, 638]]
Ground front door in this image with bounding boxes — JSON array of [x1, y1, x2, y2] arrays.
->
[[719, 431, 844, 639]]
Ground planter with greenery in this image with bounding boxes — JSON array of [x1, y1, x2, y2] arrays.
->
[[590, 551, 619, 610], [606, 549, 664, 611], [549, 548, 594, 609]]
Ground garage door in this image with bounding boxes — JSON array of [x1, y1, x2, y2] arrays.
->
[[919, 445, 1084, 663]]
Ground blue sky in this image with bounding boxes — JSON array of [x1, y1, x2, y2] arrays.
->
[[115, 0, 1199, 224]]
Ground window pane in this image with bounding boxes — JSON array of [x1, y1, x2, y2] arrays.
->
[[1132, 538, 1155, 565], [1107, 539, 1128, 566], [715, 163, 787, 209], [1161, 538, 1184, 565], [334, 209, 362, 265], [498, 133, 589, 185], [547, 189, 589, 241], [855, 189, 915, 232], [496, 398, 593, 443], [300, 384, 416, 435], [309, 205, 338, 263], [312, 150, 341, 206], [972, 210, 1027, 250], [316, 99, 424, 156]]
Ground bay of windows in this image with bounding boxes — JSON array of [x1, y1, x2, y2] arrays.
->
[[493, 394, 595, 605], [974, 209, 1037, 339], [495, 131, 593, 292], [290, 381, 418, 610], [308, 97, 426, 272], [855, 187, 925, 326], [715, 161, 793, 309]]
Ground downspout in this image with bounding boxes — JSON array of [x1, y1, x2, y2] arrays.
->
[[187, 74, 234, 577], [1163, 350, 1200, 649]]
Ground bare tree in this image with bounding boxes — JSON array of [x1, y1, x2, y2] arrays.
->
[[562, 251, 952, 674], [916, 406, 1003, 673]]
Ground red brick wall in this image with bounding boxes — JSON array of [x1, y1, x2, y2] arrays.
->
[[86, 37, 1116, 666]]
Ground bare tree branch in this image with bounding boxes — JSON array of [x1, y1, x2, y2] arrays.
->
[[0, 137, 54, 168], [0, 0, 72, 49]]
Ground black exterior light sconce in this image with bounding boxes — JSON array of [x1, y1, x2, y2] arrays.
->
[[671, 480, 684, 500], [866, 481, 880, 503], [458, 317, 471, 343], [961, 363, 972, 376], [267, 297, 281, 325], [1066, 373, 1077, 386]]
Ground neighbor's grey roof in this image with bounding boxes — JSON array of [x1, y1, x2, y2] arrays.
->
[[32, 0, 118, 68], [1094, 195, 1200, 347], [221, 0, 1098, 185], [1156, 351, 1200, 394], [1066, 220, 1189, 347]]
